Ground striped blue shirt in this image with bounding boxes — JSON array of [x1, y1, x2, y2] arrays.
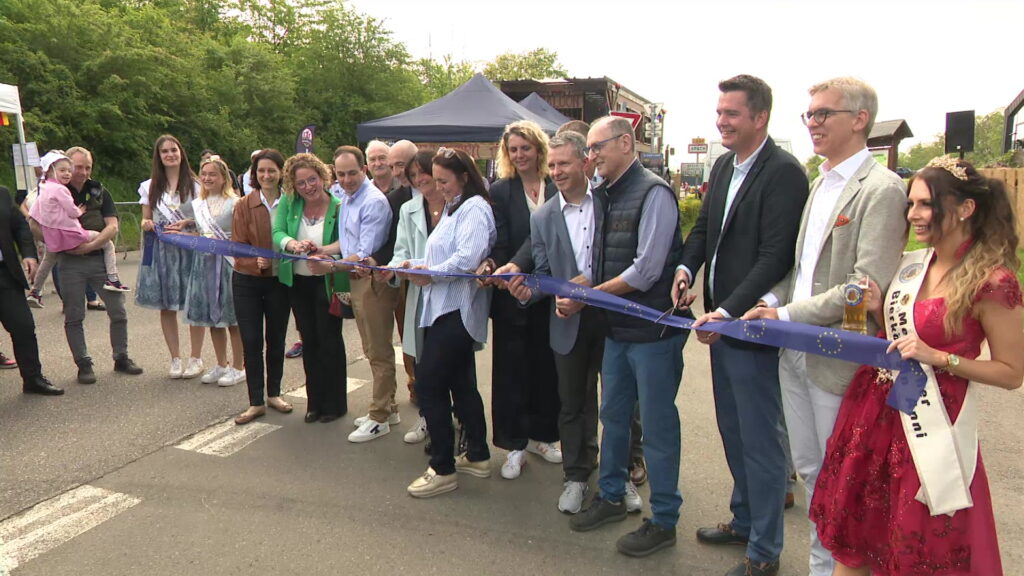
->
[[410, 195, 496, 343], [337, 177, 392, 260]]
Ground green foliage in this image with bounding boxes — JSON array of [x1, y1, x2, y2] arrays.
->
[[899, 110, 1009, 170], [678, 196, 702, 237], [414, 55, 476, 100], [804, 154, 825, 182], [482, 48, 566, 82], [0, 0, 429, 191]]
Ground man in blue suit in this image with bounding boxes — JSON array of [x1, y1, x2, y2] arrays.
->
[[675, 75, 809, 576]]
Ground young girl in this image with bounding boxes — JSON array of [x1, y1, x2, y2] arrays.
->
[[27, 151, 128, 308], [179, 155, 245, 387]]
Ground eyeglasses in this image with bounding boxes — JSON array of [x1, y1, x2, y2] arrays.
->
[[801, 109, 855, 126], [436, 147, 457, 159], [294, 175, 321, 190], [585, 133, 626, 156]]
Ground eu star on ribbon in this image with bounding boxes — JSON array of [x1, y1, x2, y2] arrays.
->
[[151, 228, 926, 413]]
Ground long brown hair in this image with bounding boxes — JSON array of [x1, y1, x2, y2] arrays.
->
[[911, 159, 1020, 335], [148, 134, 196, 208], [432, 148, 489, 214]]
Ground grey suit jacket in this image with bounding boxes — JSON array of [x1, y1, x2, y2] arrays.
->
[[770, 156, 907, 395], [528, 189, 602, 356]]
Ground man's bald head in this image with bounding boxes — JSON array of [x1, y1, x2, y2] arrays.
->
[[388, 140, 419, 187]]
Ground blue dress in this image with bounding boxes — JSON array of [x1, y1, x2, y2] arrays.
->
[[184, 196, 238, 327], [135, 183, 198, 311]]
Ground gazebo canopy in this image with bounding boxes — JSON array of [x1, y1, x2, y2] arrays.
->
[[356, 74, 560, 143], [518, 92, 571, 126]]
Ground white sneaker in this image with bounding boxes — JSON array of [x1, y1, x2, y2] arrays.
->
[[182, 357, 204, 379], [168, 357, 183, 379], [348, 418, 391, 443], [201, 364, 227, 384], [353, 412, 401, 427], [403, 416, 428, 444], [500, 449, 527, 480], [625, 481, 643, 513], [527, 440, 563, 464], [558, 481, 589, 514], [218, 367, 246, 387]]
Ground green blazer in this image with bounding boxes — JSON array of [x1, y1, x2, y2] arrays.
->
[[272, 193, 350, 296]]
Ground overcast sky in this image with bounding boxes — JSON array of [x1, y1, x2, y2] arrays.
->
[[348, 0, 1022, 166]]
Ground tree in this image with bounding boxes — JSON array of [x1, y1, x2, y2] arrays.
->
[[414, 55, 476, 100], [899, 109, 1013, 170], [482, 48, 566, 82]]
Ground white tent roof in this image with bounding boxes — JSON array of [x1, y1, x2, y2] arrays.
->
[[0, 83, 22, 115]]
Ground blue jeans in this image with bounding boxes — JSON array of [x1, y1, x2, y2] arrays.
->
[[598, 333, 685, 528], [710, 340, 787, 563]]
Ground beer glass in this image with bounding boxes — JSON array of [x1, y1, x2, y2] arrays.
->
[[842, 273, 869, 334]]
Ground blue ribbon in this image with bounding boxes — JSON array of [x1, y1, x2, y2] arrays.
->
[[152, 228, 926, 413]]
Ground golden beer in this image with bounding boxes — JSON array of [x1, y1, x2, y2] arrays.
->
[[842, 273, 869, 334]]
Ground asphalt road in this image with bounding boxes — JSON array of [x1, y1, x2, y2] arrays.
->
[[1, 252, 1021, 575]]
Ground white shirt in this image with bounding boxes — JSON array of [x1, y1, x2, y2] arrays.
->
[[777, 148, 870, 321], [411, 195, 496, 343], [558, 185, 595, 283]]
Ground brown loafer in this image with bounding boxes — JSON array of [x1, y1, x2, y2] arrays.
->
[[234, 407, 266, 425], [267, 397, 293, 413]]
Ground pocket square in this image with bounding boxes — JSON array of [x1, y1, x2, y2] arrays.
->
[[834, 214, 851, 228]]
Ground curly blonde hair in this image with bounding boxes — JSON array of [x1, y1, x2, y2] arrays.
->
[[496, 120, 550, 180], [282, 153, 331, 197], [911, 159, 1020, 336]]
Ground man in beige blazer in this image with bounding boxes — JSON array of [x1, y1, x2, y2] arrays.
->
[[743, 77, 907, 576]]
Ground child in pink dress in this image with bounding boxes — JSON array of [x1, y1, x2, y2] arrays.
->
[[26, 151, 128, 308]]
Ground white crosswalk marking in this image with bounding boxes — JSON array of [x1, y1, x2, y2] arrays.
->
[[174, 420, 280, 457], [0, 485, 140, 572], [286, 377, 368, 399]]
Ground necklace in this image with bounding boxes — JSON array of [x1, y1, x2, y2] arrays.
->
[[303, 201, 326, 226]]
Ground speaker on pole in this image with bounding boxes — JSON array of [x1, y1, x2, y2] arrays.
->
[[945, 110, 975, 155]]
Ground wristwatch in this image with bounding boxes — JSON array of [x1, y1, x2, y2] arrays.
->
[[946, 353, 961, 371]]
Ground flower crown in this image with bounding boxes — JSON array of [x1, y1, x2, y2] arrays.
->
[[926, 155, 968, 181]]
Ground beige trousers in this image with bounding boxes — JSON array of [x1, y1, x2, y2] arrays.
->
[[350, 276, 400, 422]]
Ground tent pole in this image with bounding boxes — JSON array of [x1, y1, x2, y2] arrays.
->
[[14, 112, 31, 192]]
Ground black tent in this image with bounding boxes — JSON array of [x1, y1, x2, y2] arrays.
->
[[356, 73, 560, 142], [518, 92, 571, 126]]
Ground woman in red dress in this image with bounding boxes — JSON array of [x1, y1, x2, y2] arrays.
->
[[811, 157, 1023, 576]]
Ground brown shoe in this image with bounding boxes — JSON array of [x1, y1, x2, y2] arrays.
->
[[784, 491, 795, 509], [267, 397, 293, 413], [234, 406, 266, 425], [629, 457, 648, 486]]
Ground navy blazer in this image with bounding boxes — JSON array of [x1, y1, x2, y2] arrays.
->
[[489, 175, 557, 323], [679, 136, 809, 318]]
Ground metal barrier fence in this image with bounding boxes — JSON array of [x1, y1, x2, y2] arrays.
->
[[114, 202, 143, 258]]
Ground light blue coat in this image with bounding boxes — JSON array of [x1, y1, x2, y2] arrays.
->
[[387, 195, 429, 359]]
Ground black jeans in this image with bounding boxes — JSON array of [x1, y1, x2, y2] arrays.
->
[[233, 273, 290, 406], [289, 275, 346, 417], [554, 308, 604, 482], [0, 267, 42, 382], [490, 303, 561, 451], [415, 311, 489, 475]]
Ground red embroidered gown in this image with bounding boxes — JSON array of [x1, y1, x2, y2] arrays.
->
[[810, 268, 1021, 575]]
